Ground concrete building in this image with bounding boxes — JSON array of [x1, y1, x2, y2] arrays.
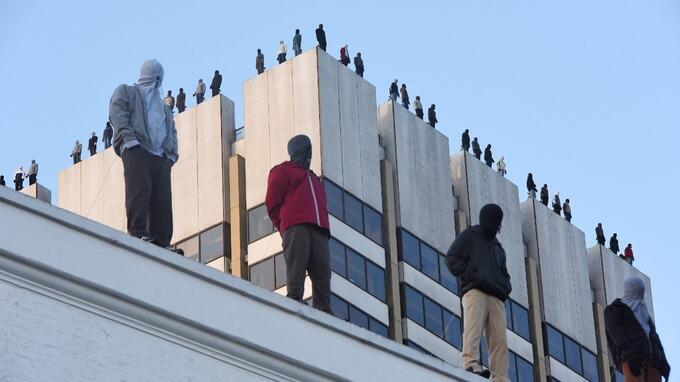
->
[[53, 47, 657, 381]]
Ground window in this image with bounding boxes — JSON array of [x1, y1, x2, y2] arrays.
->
[[511, 302, 531, 341], [366, 262, 386, 302], [274, 253, 287, 289], [516, 355, 534, 382], [508, 351, 517, 382], [200, 224, 225, 264], [564, 336, 582, 375], [346, 248, 366, 289], [363, 206, 383, 246], [581, 349, 599, 382], [329, 238, 346, 277], [424, 297, 443, 337], [546, 324, 565, 363], [505, 299, 514, 331], [369, 318, 389, 338], [176, 236, 199, 261], [443, 310, 462, 349], [400, 230, 421, 269], [420, 242, 439, 281], [332, 294, 386, 336], [403, 285, 424, 326], [439, 255, 458, 294], [349, 305, 369, 330], [249, 257, 275, 291], [343, 192, 364, 233], [480, 336, 489, 367], [614, 370, 624, 382], [248, 204, 274, 243], [325, 180, 344, 220], [331, 294, 349, 321]]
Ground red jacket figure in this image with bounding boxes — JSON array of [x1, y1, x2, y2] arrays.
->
[[624, 244, 634, 264]]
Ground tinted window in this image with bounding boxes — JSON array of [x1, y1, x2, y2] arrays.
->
[[325, 179, 344, 220], [439, 255, 458, 294], [363, 206, 383, 245], [420, 243, 439, 281], [177, 236, 199, 261], [516, 355, 534, 382], [346, 248, 366, 289], [546, 324, 565, 363], [248, 205, 274, 243], [424, 297, 443, 337], [614, 370, 624, 382], [480, 336, 489, 367], [582, 349, 599, 382], [344, 193, 364, 233], [508, 351, 517, 382], [250, 257, 275, 290], [349, 305, 369, 330], [329, 238, 346, 277], [403, 285, 424, 326], [564, 336, 582, 374], [512, 302, 531, 341], [331, 294, 349, 321], [366, 262, 386, 302], [369, 318, 389, 338], [200, 224, 225, 264], [274, 253, 287, 289], [400, 230, 420, 269], [505, 299, 513, 330], [443, 310, 462, 349]]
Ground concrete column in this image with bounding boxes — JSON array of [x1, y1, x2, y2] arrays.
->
[[593, 302, 612, 382], [525, 257, 547, 382], [229, 155, 248, 279], [380, 159, 403, 342]]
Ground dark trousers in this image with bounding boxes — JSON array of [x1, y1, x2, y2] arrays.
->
[[28, 174, 36, 185], [416, 108, 423, 119], [104, 137, 112, 149], [474, 151, 481, 160], [283, 224, 332, 313], [196, 93, 204, 104], [319, 42, 327, 51], [73, 153, 81, 164], [122, 147, 173, 247], [211, 89, 219, 97], [462, 144, 470, 152], [277, 53, 286, 63], [565, 212, 572, 222], [356, 67, 364, 77], [14, 181, 23, 191], [429, 120, 436, 128], [89, 147, 96, 156], [177, 104, 186, 113]]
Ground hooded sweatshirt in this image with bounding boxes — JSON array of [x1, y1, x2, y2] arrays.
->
[[136, 59, 167, 156]]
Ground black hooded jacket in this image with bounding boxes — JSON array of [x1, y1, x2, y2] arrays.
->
[[526, 176, 537, 192], [445, 225, 512, 301]]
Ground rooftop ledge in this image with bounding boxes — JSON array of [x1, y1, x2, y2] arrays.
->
[[0, 187, 481, 381]]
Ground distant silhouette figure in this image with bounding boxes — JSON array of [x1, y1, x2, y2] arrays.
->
[[461, 129, 470, 151], [316, 24, 327, 51], [563, 198, 572, 222], [609, 233, 620, 254], [354, 52, 364, 77], [540, 184, 549, 206], [0, 175, 5, 186], [164, 90, 175, 112], [427, 104, 438, 128], [88, 132, 98, 156], [552, 193, 562, 215], [176, 88, 186, 113], [414, 96, 423, 119], [27, 159, 38, 185], [103, 122, 113, 149], [526, 173, 537, 199], [389, 80, 399, 102], [596, 223, 606, 246], [472, 137, 482, 159], [13, 166, 26, 191], [210, 70, 222, 97], [483, 144, 494, 167], [340, 44, 350, 66], [256, 49, 265, 74], [400, 84, 410, 109], [277, 40, 288, 64], [71, 140, 82, 164], [193, 79, 206, 104], [293, 29, 302, 56], [497, 156, 507, 177], [624, 243, 634, 265]]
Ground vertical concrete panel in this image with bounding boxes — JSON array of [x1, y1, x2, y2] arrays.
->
[[432, 130, 455, 252], [171, 107, 199, 242], [338, 67, 362, 197], [357, 78, 382, 212], [57, 164, 82, 214], [196, 96, 225, 232], [292, 49, 322, 175], [79, 154, 105, 223], [317, 49, 343, 185], [244, 73, 270, 209], [393, 104, 418, 236], [413, 112, 435, 249], [102, 149, 126, 232], [267, 63, 295, 168], [220, 96, 236, 225]]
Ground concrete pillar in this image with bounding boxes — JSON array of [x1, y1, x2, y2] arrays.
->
[[525, 257, 547, 382], [20, 183, 52, 204], [380, 159, 403, 342], [593, 302, 612, 382], [229, 155, 248, 279]]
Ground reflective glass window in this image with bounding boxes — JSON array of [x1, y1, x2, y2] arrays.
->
[[614, 371, 624, 382], [324, 179, 344, 220], [582, 349, 599, 382], [329, 238, 346, 277], [420, 242, 439, 281], [274, 253, 287, 289], [346, 248, 366, 289], [443, 310, 462, 349], [366, 262, 386, 302], [331, 294, 349, 321], [439, 255, 458, 294], [400, 230, 420, 269], [512, 302, 531, 341], [505, 299, 513, 330], [480, 336, 489, 367], [403, 285, 424, 326], [349, 305, 369, 330], [564, 336, 582, 374], [250, 257, 275, 291], [546, 324, 565, 363], [248, 205, 274, 243], [516, 355, 534, 382], [363, 206, 383, 245], [200, 224, 225, 264], [177, 236, 199, 261], [343, 193, 364, 233], [369, 318, 389, 338], [508, 351, 517, 382], [424, 297, 443, 337]]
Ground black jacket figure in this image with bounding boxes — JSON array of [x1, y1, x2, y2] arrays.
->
[[427, 104, 438, 128], [595, 223, 606, 246], [471, 138, 481, 159], [256, 49, 265, 74], [176, 88, 186, 113], [552, 194, 562, 215], [605, 278, 670, 381], [0, 175, 4, 186], [354, 53, 364, 77], [210, 70, 222, 97], [461, 129, 470, 151], [526, 173, 537, 194], [540, 184, 549, 206], [483, 144, 494, 168], [610, 233, 620, 254], [315, 24, 327, 51], [103, 122, 114, 149], [446, 203, 512, 301], [88, 133, 98, 156]]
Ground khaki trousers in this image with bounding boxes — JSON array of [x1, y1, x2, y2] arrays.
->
[[462, 289, 509, 382]]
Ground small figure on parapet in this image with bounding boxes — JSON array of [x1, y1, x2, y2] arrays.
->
[[461, 129, 470, 152], [210, 70, 222, 97], [497, 156, 507, 177], [340, 44, 350, 66], [193, 79, 206, 104], [563, 198, 572, 222], [316, 24, 327, 51], [164, 90, 175, 112], [256, 49, 265, 74], [27, 159, 38, 186], [483, 144, 494, 168], [14, 166, 26, 191], [414, 96, 423, 119], [103, 121, 113, 149], [176, 88, 186, 113], [293, 29, 302, 56], [0, 175, 5, 187], [472, 137, 482, 159], [88, 132, 98, 156], [428, 104, 438, 128], [624, 244, 634, 265], [354, 52, 364, 77], [71, 140, 82, 164], [552, 193, 562, 216], [540, 184, 549, 206], [609, 233, 620, 255], [596, 223, 606, 246], [526, 173, 537, 199], [277, 40, 288, 64], [389, 79, 399, 102], [265, 135, 332, 314]]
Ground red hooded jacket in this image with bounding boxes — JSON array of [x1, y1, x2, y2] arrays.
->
[[265, 161, 330, 237]]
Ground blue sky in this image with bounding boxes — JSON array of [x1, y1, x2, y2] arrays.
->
[[1, 0, 678, 369]]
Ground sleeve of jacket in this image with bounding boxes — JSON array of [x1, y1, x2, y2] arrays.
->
[[166, 106, 179, 164], [265, 166, 289, 230], [109, 85, 136, 157], [445, 231, 469, 277]]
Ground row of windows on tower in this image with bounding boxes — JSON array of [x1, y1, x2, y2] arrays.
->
[[545, 324, 599, 382]]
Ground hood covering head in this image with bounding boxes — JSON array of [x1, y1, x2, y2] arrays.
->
[[138, 59, 164, 89], [287, 135, 312, 170], [479, 203, 503, 236], [137, 59, 167, 152], [622, 277, 651, 334]]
